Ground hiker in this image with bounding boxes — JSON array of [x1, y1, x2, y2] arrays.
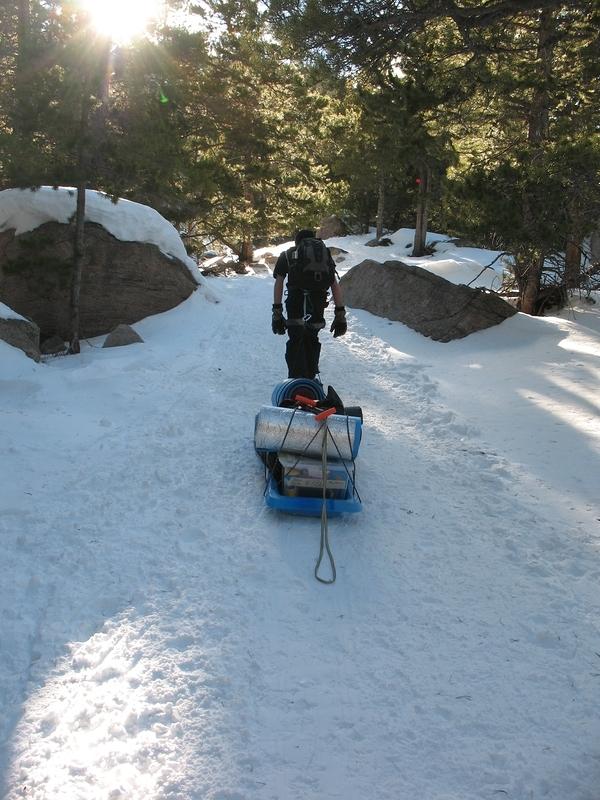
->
[[272, 229, 347, 380]]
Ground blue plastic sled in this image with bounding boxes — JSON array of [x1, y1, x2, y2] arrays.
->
[[264, 474, 362, 517]]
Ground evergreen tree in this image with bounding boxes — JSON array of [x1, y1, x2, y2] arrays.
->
[[443, 3, 600, 310], [183, 0, 342, 258], [268, 0, 598, 312], [0, 1, 210, 347]]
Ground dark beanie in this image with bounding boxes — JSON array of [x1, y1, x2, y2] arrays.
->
[[295, 228, 316, 245]]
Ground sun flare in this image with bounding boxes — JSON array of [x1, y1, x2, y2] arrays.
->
[[80, 0, 164, 43]]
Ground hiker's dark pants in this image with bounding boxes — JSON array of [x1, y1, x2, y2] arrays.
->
[[285, 290, 327, 380], [285, 325, 322, 379]]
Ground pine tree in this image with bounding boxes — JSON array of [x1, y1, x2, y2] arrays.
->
[[183, 0, 342, 258], [269, 0, 599, 313], [443, 2, 600, 310], [0, 1, 212, 347]]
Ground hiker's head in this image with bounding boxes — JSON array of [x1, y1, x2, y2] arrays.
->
[[295, 229, 316, 246]]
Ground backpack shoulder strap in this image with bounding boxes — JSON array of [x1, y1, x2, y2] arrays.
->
[[285, 246, 297, 268]]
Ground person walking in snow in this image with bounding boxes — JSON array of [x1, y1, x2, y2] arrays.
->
[[271, 228, 347, 380]]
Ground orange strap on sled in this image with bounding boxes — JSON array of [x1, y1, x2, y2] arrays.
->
[[294, 394, 319, 407], [314, 407, 336, 422]]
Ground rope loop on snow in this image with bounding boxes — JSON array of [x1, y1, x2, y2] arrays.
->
[[315, 419, 336, 584]]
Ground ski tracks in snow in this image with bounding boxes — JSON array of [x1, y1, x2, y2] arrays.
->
[[1, 275, 599, 799]]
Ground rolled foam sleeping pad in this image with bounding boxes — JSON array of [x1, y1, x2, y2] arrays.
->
[[254, 405, 362, 460], [343, 406, 363, 421], [271, 378, 325, 407]]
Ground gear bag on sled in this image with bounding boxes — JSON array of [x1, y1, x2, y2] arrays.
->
[[286, 238, 333, 291]]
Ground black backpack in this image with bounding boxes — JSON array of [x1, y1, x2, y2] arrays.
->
[[286, 238, 332, 290]]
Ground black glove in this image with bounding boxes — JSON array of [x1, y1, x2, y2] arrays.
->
[[330, 306, 347, 338], [272, 303, 286, 335]]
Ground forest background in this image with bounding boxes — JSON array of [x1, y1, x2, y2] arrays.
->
[[1, 0, 599, 318]]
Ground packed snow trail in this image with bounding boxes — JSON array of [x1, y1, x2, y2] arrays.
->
[[1, 272, 599, 800]]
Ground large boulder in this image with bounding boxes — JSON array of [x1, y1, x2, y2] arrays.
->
[[0, 303, 40, 361], [0, 222, 197, 339], [316, 215, 348, 240], [340, 259, 517, 342]]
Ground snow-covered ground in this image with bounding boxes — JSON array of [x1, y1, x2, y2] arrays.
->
[[1, 230, 599, 800]]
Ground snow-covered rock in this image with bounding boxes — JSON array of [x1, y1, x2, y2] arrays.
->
[[0, 302, 40, 360], [0, 187, 200, 280], [0, 188, 201, 339], [341, 258, 516, 341]]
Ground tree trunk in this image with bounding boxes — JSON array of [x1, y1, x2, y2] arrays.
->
[[564, 236, 582, 288], [69, 182, 87, 354], [240, 239, 253, 263], [69, 93, 91, 354], [17, 1, 30, 71], [527, 9, 554, 147], [590, 225, 600, 264], [518, 9, 555, 314], [376, 175, 385, 240], [14, 0, 31, 137], [519, 253, 544, 315], [411, 165, 430, 257]]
